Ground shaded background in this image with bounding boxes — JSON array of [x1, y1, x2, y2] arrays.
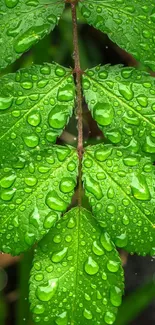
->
[[0, 6, 155, 325]]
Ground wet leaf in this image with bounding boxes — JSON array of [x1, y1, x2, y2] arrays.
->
[[0, 145, 78, 255], [29, 207, 124, 325], [82, 143, 155, 255], [0, 63, 75, 164], [79, 0, 155, 70], [0, 0, 64, 69], [83, 65, 155, 154]]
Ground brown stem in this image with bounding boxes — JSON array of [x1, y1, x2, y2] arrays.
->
[[71, 2, 83, 206]]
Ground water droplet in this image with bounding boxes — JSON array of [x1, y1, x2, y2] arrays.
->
[[1, 189, 15, 201], [92, 240, 104, 256], [23, 134, 39, 148], [110, 286, 122, 307], [55, 66, 66, 77], [95, 146, 112, 161], [93, 102, 114, 126], [36, 279, 58, 301], [27, 111, 41, 126], [119, 84, 134, 100], [131, 174, 151, 201], [0, 97, 12, 110], [137, 96, 148, 107], [122, 215, 129, 225], [123, 156, 139, 166], [24, 176, 37, 187], [107, 187, 114, 199], [0, 174, 16, 188], [59, 177, 75, 194], [106, 130, 122, 144], [33, 304, 45, 315], [67, 161, 76, 171], [24, 232, 35, 246], [100, 232, 113, 252], [104, 311, 116, 324], [55, 311, 68, 325], [51, 247, 68, 263], [107, 204, 115, 215], [83, 309, 93, 320], [107, 260, 120, 273], [143, 136, 155, 153], [84, 256, 99, 275], [57, 85, 74, 102], [43, 212, 57, 229], [67, 216, 76, 229], [85, 176, 102, 199], [48, 105, 68, 129], [14, 25, 49, 53], [5, 0, 19, 8], [29, 207, 40, 227], [115, 233, 128, 248], [56, 147, 70, 161], [46, 190, 68, 212]]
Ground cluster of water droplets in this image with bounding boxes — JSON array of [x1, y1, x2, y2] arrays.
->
[[82, 65, 155, 154], [0, 63, 75, 163], [83, 144, 155, 255], [0, 145, 78, 255], [29, 207, 123, 325], [79, 0, 155, 70], [0, 0, 64, 68]]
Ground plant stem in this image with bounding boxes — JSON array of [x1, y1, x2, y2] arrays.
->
[[71, 1, 83, 206]]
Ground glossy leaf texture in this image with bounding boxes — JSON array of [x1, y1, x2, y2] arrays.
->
[[82, 65, 155, 155], [82, 144, 155, 255], [0, 0, 64, 69], [0, 63, 75, 164], [0, 145, 78, 255], [79, 0, 155, 71], [29, 207, 124, 325]]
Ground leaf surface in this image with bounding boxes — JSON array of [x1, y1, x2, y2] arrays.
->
[[0, 0, 64, 69], [83, 65, 155, 154], [79, 0, 155, 70], [0, 145, 78, 255], [29, 207, 124, 325], [0, 63, 75, 164], [82, 144, 155, 255]]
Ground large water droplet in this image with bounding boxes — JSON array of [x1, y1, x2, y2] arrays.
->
[[115, 233, 128, 248], [48, 105, 68, 129], [0, 174, 16, 188], [36, 279, 58, 301], [55, 66, 66, 77], [23, 134, 39, 148], [85, 176, 102, 199], [46, 190, 68, 212], [27, 111, 41, 126], [57, 85, 74, 102], [60, 177, 75, 193], [29, 207, 40, 227], [131, 174, 151, 201], [100, 232, 113, 252], [123, 156, 139, 166], [92, 240, 104, 256], [51, 247, 68, 263], [104, 311, 116, 324], [110, 286, 122, 307], [143, 136, 155, 153], [5, 0, 18, 8], [14, 25, 49, 53], [43, 212, 57, 229], [33, 304, 45, 315], [55, 311, 68, 325], [84, 256, 99, 275], [93, 102, 114, 126], [107, 260, 120, 273], [83, 309, 93, 320], [0, 97, 13, 110], [95, 146, 112, 162]]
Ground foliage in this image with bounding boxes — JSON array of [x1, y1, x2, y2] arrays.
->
[[0, 0, 155, 324]]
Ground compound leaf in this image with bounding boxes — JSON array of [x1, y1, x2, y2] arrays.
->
[[0, 145, 78, 255], [82, 144, 155, 255], [29, 207, 124, 325], [83, 65, 155, 154], [0, 0, 64, 69], [79, 0, 155, 71], [0, 63, 75, 164]]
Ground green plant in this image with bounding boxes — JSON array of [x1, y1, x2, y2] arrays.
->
[[0, 0, 155, 324]]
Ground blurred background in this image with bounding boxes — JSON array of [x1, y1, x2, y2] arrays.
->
[[0, 5, 155, 325]]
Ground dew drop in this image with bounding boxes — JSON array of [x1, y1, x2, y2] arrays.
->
[[51, 247, 68, 263], [104, 311, 116, 324], [23, 134, 39, 148], [27, 111, 41, 126], [46, 190, 68, 212], [131, 174, 151, 201], [100, 232, 113, 252], [36, 278, 58, 301], [93, 102, 114, 126], [60, 177, 75, 193], [107, 260, 120, 273], [95, 146, 112, 161], [48, 105, 68, 129], [5, 0, 19, 8], [43, 212, 57, 229], [83, 309, 93, 320], [0, 174, 16, 188], [84, 256, 99, 275], [0, 97, 13, 110], [57, 85, 74, 102], [33, 304, 45, 315], [119, 84, 134, 100], [55, 311, 68, 325], [115, 233, 128, 248], [55, 66, 66, 77], [85, 176, 102, 199], [110, 286, 122, 307], [92, 240, 104, 256]]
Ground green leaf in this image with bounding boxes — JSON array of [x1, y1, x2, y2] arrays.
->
[[82, 143, 155, 255], [79, 0, 155, 70], [29, 207, 124, 325], [0, 0, 64, 69], [82, 65, 155, 154], [0, 145, 78, 255], [0, 63, 75, 164]]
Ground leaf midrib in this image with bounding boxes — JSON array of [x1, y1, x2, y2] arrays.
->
[[87, 151, 155, 229], [0, 71, 72, 141], [85, 73, 155, 129]]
